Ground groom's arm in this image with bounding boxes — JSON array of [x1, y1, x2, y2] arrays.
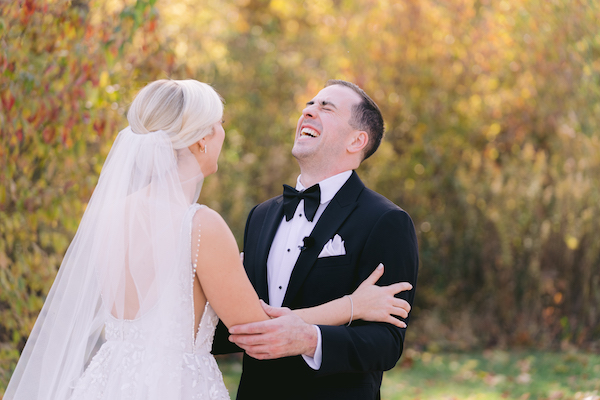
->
[[317, 208, 418, 375]]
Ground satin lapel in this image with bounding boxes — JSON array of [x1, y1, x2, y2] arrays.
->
[[282, 172, 365, 307], [251, 197, 284, 303]]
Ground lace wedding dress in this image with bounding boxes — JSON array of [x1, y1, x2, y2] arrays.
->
[[69, 205, 230, 400]]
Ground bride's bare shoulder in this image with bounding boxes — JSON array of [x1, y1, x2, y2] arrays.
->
[[190, 206, 241, 274], [191, 206, 234, 241]]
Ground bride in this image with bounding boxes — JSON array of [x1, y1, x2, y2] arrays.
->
[[5, 80, 411, 400]]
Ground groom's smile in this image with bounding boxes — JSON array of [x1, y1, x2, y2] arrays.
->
[[300, 126, 320, 138]]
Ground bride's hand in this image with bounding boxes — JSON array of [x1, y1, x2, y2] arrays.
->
[[350, 264, 413, 328]]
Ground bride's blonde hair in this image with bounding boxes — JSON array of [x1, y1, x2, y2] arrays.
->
[[127, 79, 223, 150]]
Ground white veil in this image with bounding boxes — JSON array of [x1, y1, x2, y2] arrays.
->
[[5, 126, 206, 399]]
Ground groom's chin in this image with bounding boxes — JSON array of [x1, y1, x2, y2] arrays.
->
[[291, 144, 313, 160]]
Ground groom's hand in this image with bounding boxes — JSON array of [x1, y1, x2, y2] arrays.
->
[[228, 301, 318, 360]]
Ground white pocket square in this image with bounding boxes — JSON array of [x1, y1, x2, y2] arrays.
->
[[318, 234, 346, 258]]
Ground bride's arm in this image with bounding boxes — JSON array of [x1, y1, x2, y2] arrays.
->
[[193, 208, 270, 328], [292, 265, 412, 328], [194, 208, 410, 329]]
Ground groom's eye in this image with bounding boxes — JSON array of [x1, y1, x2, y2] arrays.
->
[[320, 100, 336, 110]]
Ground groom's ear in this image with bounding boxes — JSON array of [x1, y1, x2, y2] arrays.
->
[[347, 130, 369, 155]]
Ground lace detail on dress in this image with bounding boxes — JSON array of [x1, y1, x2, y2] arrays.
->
[[104, 319, 145, 342], [182, 304, 228, 399], [69, 205, 229, 400], [194, 304, 219, 353]]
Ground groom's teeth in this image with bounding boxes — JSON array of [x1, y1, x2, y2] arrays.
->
[[301, 127, 319, 137]]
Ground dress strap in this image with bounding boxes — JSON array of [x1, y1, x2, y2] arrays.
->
[[190, 204, 207, 348]]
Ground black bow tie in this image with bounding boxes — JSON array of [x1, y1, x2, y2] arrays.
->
[[282, 184, 321, 222]]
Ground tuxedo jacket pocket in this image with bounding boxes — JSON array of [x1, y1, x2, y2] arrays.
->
[[314, 253, 352, 268]]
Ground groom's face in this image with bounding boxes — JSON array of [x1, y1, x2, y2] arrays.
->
[[292, 85, 362, 166]]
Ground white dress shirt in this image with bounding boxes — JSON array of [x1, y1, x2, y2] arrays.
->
[[267, 170, 353, 370]]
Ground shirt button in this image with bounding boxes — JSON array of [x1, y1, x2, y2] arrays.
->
[[299, 214, 303, 217], [279, 286, 282, 289], [287, 248, 290, 252]]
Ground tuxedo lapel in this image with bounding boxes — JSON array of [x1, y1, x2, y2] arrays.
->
[[282, 172, 365, 307], [251, 197, 284, 303]]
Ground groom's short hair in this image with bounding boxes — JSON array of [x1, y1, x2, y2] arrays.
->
[[325, 79, 384, 161]]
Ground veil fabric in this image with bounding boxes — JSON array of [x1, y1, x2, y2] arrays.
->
[[5, 127, 206, 399]]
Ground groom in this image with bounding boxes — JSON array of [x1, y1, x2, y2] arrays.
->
[[213, 80, 419, 400]]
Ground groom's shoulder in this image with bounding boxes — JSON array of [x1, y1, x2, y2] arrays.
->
[[359, 184, 407, 215], [346, 172, 406, 214], [357, 187, 416, 236]]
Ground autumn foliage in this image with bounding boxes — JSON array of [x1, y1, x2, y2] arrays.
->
[[1, 0, 600, 392]]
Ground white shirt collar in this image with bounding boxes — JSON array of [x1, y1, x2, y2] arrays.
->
[[296, 170, 353, 204]]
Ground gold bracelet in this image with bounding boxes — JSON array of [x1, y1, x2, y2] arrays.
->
[[345, 295, 354, 326]]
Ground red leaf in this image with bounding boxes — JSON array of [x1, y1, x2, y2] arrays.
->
[[1, 92, 15, 112], [148, 19, 156, 32], [21, 0, 36, 24], [93, 120, 106, 136], [42, 126, 55, 143]]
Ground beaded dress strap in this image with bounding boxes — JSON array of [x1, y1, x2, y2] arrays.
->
[[190, 204, 207, 348]]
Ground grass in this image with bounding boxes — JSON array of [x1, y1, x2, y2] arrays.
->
[[216, 350, 600, 400]]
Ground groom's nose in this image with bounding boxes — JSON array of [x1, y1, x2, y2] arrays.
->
[[302, 106, 316, 119]]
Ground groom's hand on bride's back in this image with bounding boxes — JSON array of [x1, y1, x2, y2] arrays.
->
[[228, 301, 318, 360]]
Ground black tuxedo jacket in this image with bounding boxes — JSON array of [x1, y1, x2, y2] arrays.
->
[[213, 171, 419, 400]]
